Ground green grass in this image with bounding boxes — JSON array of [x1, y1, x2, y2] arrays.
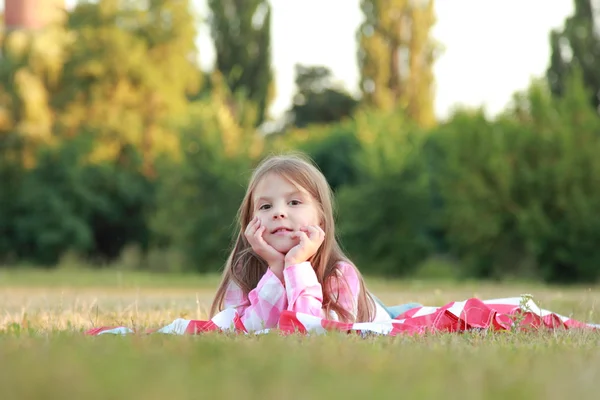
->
[[2, 332, 600, 399], [1, 268, 599, 400], [0, 267, 223, 288]]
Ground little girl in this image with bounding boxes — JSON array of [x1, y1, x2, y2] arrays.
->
[[210, 153, 418, 331]]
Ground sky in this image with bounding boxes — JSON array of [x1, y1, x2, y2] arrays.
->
[[63, 0, 575, 121]]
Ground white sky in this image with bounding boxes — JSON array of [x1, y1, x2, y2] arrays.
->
[[63, 0, 575, 121]]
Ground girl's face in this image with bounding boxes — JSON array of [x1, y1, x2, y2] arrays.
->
[[251, 173, 322, 254]]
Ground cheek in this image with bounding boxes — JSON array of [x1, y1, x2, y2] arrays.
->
[[316, 211, 324, 227]]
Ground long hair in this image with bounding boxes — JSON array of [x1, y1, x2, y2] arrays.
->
[[210, 152, 375, 323]]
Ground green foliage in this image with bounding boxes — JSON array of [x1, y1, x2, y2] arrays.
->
[[151, 101, 253, 273], [0, 133, 26, 263], [286, 64, 359, 129], [11, 138, 96, 265], [336, 110, 433, 275], [0, 133, 153, 266], [429, 110, 528, 279], [266, 120, 362, 191], [304, 126, 362, 192], [547, 0, 600, 111], [57, 0, 200, 168], [208, 0, 273, 126], [3, 0, 600, 286], [434, 73, 600, 283], [357, 0, 439, 127]]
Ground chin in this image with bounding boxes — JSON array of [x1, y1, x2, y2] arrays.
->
[[268, 237, 296, 254], [273, 243, 294, 254]]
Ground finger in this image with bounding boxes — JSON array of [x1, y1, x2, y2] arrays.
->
[[306, 225, 320, 240], [245, 217, 260, 238], [254, 227, 283, 256], [245, 218, 255, 235], [256, 226, 273, 248], [299, 226, 311, 238], [314, 225, 325, 239], [255, 225, 266, 239], [305, 226, 324, 245], [250, 225, 266, 245], [297, 231, 309, 243], [302, 226, 313, 239]]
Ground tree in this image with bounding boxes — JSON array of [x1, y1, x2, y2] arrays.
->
[[56, 0, 200, 174], [208, 0, 274, 127], [0, 11, 72, 171], [357, 0, 440, 127], [547, 0, 600, 112], [286, 64, 359, 128]]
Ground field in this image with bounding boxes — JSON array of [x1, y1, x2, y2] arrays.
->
[[1, 268, 600, 400]]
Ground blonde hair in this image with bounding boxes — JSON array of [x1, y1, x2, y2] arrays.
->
[[210, 152, 375, 323]]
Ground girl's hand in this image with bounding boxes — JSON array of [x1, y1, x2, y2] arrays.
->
[[245, 217, 285, 276], [285, 225, 325, 267]]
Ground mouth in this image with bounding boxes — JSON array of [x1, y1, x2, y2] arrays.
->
[[271, 227, 293, 235]]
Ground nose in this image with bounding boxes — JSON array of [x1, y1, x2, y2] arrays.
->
[[271, 206, 286, 219]]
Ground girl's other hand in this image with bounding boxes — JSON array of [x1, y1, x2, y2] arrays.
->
[[284, 225, 325, 267]]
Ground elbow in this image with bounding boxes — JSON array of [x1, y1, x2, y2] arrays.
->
[[288, 296, 323, 317]]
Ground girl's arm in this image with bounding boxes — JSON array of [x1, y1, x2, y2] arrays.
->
[[284, 261, 360, 321], [325, 261, 360, 321], [283, 262, 323, 316], [223, 268, 287, 331]]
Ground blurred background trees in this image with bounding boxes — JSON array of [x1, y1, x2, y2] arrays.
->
[[1, 0, 600, 284]]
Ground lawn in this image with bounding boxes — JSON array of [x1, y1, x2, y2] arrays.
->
[[1, 268, 599, 399]]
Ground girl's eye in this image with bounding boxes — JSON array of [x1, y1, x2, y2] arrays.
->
[[289, 200, 301, 206], [259, 204, 271, 210]]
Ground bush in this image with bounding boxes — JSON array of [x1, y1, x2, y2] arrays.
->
[[433, 75, 600, 283], [336, 110, 434, 276], [265, 120, 361, 192], [5, 133, 153, 266], [151, 101, 254, 273]]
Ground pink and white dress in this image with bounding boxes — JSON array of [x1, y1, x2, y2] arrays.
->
[[223, 261, 390, 331]]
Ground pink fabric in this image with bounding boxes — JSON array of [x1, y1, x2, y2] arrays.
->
[[86, 296, 600, 336], [223, 261, 361, 331]]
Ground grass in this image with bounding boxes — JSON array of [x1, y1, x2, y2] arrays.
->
[[1, 268, 599, 399]]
